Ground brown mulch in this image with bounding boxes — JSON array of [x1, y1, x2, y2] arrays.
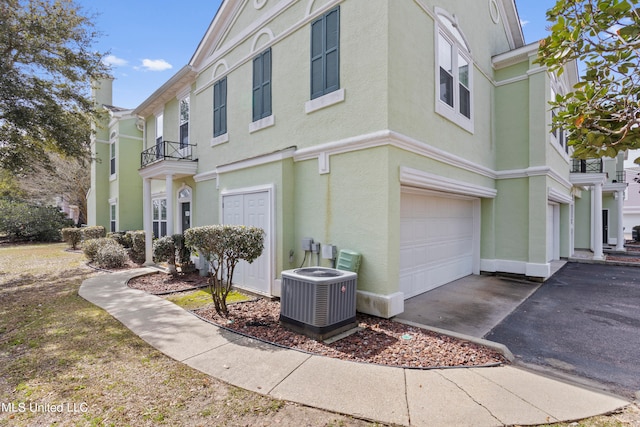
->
[[194, 299, 507, 369], [128, 271, 209, 294], [126, 270, 507, 369]]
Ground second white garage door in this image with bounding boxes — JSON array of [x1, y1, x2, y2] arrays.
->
[[400, 189, 478, 299]]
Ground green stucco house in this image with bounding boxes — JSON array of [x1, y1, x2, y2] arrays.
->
[[89, 0, 627, 318], [87, 78, 144, 233]]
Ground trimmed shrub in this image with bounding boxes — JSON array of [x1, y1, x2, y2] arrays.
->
[[184, 225, 264, 316], [82, 237, 112, 262], [127, 230, 146, 264], [0, 199, 73, 242], [95, 242, 128, 269], [153, 235, 176, 265], [172, 234, 192, 265], [82, 226, 106, 241], [61, 227, 83, 250]]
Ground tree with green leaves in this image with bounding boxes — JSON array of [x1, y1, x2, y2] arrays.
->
[[0, 0, 109, 173], [537, 0, 640, 161], [185, 225, 265, 317]]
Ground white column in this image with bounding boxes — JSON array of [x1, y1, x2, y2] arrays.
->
[[616, 189, 625, 251], [166, 174, 174, 236], [143, 178, 154, 265], [593, 182, 604, 260]]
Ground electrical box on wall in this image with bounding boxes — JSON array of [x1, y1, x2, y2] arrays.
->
[[311, 242, 321, 253], [301, 237, 314, 251], [321, 244, 337, 259]]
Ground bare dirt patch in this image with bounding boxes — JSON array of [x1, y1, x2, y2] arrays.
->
[[128, 271, 208, 294]]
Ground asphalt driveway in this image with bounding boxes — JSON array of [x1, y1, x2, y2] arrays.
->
[[485, 262, 640, 399]]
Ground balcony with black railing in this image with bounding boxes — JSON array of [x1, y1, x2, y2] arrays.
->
[[141, 140, 197, 168], [571, 159, 603, 174]]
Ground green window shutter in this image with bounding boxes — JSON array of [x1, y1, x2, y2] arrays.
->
[[310, 7, 340, 100], [252, 48, 272, 121], [213, 77, 227, 137]]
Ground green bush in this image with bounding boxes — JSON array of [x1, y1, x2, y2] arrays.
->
[[0, 199, 73, 242], [153, 235, 176, 265], [172, 233, 192, 265], [82, 226, 106, 241], [95, 242, 128, 269], [82, 237, 112, 262], [184, 225, 264, 316], [127, 230, 146, 264], [61, 227, 82, 250]]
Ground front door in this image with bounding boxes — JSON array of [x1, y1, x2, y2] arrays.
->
[[181, 202, 191, 233], [602, 210, 609, 244]]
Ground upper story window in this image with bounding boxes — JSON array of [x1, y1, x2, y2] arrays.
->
[[109, 140, 116, 176], [155, 113, 164, 159], [550, 85, 569, 154], [253, 48, 272, 122], [179, 97, 190, 148], [310, 7, 340, 100], [213, 77, 227, 137], [435, 9, 473, 132]]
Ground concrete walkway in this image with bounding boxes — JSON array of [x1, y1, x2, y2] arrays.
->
[[79, 269, 629, 427]]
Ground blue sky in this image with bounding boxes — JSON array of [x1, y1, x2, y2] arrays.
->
[[80, 0, 558, 108]]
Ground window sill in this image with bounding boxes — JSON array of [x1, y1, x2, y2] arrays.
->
[[305, 88, 345, 114], [211, 133, 229, 147], [249, 115, 275, 134], [435, 101, 474, 134], [109, 174, 117, 182]]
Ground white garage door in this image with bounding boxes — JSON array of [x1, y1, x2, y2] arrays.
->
[[400, 190, 476, 299], [222, 191, 271, 295]]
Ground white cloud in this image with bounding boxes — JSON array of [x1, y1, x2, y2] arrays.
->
[[137, 59, 173, 72], [103, 54, 128, 67], [520, 19, 530, 27]]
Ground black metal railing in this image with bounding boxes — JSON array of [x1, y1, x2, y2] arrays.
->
[[613, 170, 626, 183], [141, 140, 197, 168], [571, 159, 603, 174]]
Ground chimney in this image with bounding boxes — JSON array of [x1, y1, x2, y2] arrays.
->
[[91, 77, 114, 107]]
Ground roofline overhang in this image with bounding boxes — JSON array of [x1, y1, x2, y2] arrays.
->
[[132, 65, 197, 118]]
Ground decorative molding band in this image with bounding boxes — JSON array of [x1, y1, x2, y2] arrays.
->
[[193, 170, 218, 182], [400, 166, 498, 199], [548, 187, 573, 204], [217, 146, 296, 175], [570, 172, 606, 186]]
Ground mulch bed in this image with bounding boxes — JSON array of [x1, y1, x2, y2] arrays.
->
[[125, 270, 508, 369], [128, 271, 209, 295]]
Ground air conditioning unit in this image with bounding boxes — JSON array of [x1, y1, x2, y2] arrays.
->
[[280, 267, 357, 340]]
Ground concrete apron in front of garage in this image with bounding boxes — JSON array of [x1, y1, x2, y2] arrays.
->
[[394, 272, 549, 339]]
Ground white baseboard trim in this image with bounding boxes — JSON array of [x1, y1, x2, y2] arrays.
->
[[481, 258, 550, 279]]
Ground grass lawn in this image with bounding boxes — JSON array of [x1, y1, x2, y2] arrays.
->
[[0, 243, 376, 427], [0, 243, 637, 426]]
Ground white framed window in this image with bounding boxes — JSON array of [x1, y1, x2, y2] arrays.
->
[[550, 84, 569, 155], [109, 140, 116, 177], [152, 198, 167, 238], [110, 203, 116, 233], [155, 113, 164, 160], [435, 8, 473, 133], [179, 97, 189, 148]]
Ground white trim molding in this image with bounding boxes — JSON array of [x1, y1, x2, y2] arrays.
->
[[400, 166, 497, 198], [194, 170, 218, 183], [305, 88, 346, 114], [548, 187, 573, 204], [217, 146, 296, 175], [480, 259, 551, 279], [249, 114, 275, 133]]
